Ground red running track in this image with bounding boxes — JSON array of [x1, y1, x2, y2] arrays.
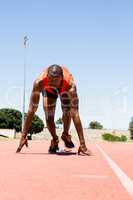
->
[[0, 140, 133, 200]]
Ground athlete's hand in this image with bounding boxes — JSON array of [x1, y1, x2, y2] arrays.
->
[[16, 134, 28, 153], [78, 145, 92, 156]]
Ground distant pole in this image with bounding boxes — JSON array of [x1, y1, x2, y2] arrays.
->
[[22, 36, 28, 131]]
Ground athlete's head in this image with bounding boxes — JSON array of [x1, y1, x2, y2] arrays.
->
[[47, 64, 63, 88]]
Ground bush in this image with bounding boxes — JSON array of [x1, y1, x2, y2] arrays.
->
[[129, 118, 133, 140], [102, 133, 127, 142], [121, 135, 127, 142], [89, 121, 103, 129], [56, 118, 63, 128]]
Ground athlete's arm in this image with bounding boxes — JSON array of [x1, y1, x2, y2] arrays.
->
[[16, 79, 42, 153], [68, 83, 91, 155]]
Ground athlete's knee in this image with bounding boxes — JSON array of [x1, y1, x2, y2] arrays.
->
[[70, 108, 79, 118], [46, 115, 54, 125], [71, 96, 79, 108], [62, 108, 71, 117]]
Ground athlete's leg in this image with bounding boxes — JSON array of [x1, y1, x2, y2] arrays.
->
[[62, 111, 71, 134], [60, 92, 74, 148], [69, 88, 91, 155], [43, 96, 59, 152]]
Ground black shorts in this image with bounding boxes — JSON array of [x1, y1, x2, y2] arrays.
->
[[42, 89, 58, 99]]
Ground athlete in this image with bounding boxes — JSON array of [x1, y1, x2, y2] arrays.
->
[[16, 64, 91, 155]]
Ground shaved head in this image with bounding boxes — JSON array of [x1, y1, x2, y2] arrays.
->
[[48, 64, 63, 78]]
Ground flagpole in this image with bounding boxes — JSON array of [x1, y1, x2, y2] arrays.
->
[[22, 36, 28, 131]]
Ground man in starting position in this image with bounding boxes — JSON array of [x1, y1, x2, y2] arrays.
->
[[16, 64, 91, 155]]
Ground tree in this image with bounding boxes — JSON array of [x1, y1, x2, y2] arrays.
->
[[0, 108, 22, 132], [89, 121, 103, 129], [0, 111, 9, 128], [0, 108, 44, 139], [56, 118, 63, 128], [129, 117, 133, 140]]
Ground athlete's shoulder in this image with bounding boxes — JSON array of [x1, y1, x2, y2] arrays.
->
[[61, 65, 71, 74], [36, 67, 48, 82], [61, 65, 76, 87]]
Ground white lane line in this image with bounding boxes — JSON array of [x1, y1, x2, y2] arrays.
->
[[72, 174, 109, 179], [96, 144, 133, 198]]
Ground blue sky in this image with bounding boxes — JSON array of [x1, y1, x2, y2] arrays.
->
[[0, 0, 133, 129]]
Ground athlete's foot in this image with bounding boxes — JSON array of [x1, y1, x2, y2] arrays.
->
[[78, 145, 92, 156], [61, 132, 75, 148], [48, 137, 59, 154], [16, 137, 28, 153]]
